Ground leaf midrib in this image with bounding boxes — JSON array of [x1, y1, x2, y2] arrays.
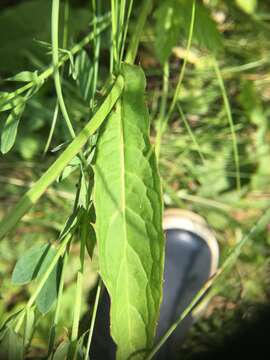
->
[[118, 97, 134, 352]]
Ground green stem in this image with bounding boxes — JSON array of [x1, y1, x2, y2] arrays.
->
[[118, 0, 126, 60], [44, 0, 70, 156], [0, 75, 124, 240], [71, 211, 87, 343], [52, 0, 76, 139], [213, 57, 241, 192], [63, 0, 70, 48], [47, 251, 68, 357], [90, 0, 101, 108], [111, 0, 118, 67], [43, 101, 59, 155], [71, 272, 83, 342], [125, 0, 152, 64], [84, 278, 102, 359], [119, 0, 134, 62], [177, 103, 205, 164], [156, 0, 196, 160], [155, 61, 169, 159], [168, 0, 196, 117]]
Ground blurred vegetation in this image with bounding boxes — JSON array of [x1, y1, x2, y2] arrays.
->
[[0, 0, 270, 358]]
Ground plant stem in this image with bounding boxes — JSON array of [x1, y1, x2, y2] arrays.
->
[[84, 278, 102, 359], [168, 0, 196, 116], [213, 57, 241, 192], [44, 0, 70, 155], [52, 0, 76, 139], [125, 0, 152, 64], [155, 61, 169, 159], [47, 251, 68, 357], [71, 272, 83, 341], [155, 0, 196, 160], [71, 217, 86, 343], [0, 75, 124, 240], [90, 0, 101, 108], [177, 103, 205, 164], [119, 0, 134, 62], [43, 101, 59, 156], [111, 0, 118, 68], [63, 0, 70, 48]]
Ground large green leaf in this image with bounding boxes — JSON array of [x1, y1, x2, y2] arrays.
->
[[94, 63, 164, 359]]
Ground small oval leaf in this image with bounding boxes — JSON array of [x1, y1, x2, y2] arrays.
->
[[1, 102, 25, 154], [12, 243, 56, 285]]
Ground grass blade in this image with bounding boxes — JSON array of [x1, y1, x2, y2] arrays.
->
[[155, 0, 196, 159], [213, 57, 241, 191]]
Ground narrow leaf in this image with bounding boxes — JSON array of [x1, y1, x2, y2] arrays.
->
[[1, 102, 25, 154], [85, 223, 96, 259], [58, 155, 80, 182], [52, 341, 70, 360], [94, 63, 164, 360], [12, 243, 56, 285], [6, 71, 39, 83], [75, 50, 93, 102], [78, 171, 88, 209]]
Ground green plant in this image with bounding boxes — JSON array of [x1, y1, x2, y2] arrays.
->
[[0, 0, 270, 359]]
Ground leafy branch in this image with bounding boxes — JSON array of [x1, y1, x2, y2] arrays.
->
[[0, 74, 124, 240], [0, 13, 110, 110]]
